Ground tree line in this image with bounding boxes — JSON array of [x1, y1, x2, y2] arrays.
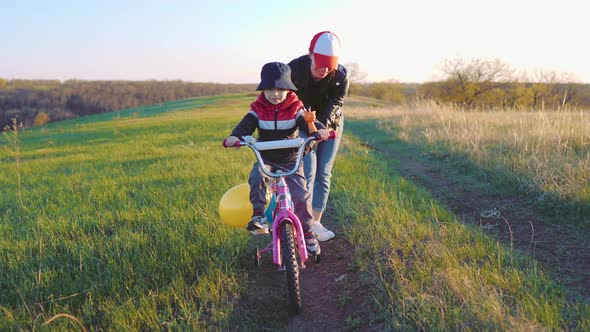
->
[[0, 79, 255, 128], [3, 58, 590, 129], [351, 80, 590, 111], [348, 58, 590, 111]]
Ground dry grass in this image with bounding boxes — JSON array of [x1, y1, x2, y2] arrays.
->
[[346, 99, 590, 203], [337, 104, 590, 329]]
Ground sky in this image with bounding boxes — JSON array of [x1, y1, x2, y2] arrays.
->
[[1, 0, 589, 83]]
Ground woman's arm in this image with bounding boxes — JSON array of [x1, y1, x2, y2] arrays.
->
[[320, 66, 350, 128]]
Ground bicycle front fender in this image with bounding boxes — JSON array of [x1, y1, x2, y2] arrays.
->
[[272, 210, 309, 266]]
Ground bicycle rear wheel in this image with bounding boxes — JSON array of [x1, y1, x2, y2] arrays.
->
[[281, 221, 302, 313]]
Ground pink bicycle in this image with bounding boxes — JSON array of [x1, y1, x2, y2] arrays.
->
[[224, 133, 334, 313]]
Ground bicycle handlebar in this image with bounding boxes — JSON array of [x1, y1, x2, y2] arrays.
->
[[223, 131, 336, 178]]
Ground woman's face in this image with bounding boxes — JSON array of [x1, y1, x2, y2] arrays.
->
[[310, 55, 332, 80], [264, 88, 289, 105]]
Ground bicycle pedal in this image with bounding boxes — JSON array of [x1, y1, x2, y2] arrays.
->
[[250, 228, 270, 235]]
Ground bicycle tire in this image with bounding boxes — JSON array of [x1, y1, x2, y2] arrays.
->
[[281, 221, 302, 313]]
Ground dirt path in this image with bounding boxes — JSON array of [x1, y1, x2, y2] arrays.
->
[[392, 150, 590, 300], [286, 226, 374, 331], [230, 217, 377, 331]]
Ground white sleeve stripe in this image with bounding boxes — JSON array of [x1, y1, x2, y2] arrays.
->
[[259, 119, 297, 130], [295, 108, 304, 119]]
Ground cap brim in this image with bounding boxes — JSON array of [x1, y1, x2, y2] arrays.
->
[[256, 81, 269, 91], [257, 79, 297, 91], [313, 53, 338, 70], [275, 80, 297, 91]]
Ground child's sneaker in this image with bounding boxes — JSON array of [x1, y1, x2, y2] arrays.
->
[[247, 216, 269, 233], [304, 232, 321, 256]]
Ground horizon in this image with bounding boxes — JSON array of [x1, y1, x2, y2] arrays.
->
[[3, 78, 590, 86], [1, 0, 588, 84]]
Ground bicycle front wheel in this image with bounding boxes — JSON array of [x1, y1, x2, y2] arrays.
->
[[281, 221, 302, 313]]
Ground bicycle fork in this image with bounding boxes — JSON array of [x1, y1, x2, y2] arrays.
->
[[271, 177, 309, 270]]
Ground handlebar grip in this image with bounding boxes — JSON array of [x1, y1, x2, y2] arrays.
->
[[222, 138, 241, 148]]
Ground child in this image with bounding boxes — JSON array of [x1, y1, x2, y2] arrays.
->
[[224, 62, 329, 255]]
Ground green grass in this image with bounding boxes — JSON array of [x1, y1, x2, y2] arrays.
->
[[1, 94, 588, 330], [1, 95, 256, 330]]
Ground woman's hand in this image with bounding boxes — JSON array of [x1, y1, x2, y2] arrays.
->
[[303, 107, 316, 123]]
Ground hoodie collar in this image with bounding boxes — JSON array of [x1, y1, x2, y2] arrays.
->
[[250, 91, 302, 114]]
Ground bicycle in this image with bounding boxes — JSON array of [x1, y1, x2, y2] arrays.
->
[[224, 132, 334, 313]]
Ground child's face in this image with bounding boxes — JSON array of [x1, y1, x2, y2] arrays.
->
[[264, 88, 289, 105]]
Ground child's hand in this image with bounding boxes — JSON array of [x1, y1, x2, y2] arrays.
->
[[224, 136, 240, 147], [303, 107, 316, 123]]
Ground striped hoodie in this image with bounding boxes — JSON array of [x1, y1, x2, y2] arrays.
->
[[230, 91, 325, 163]]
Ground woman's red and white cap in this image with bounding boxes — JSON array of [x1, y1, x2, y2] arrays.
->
[[309, 31, 341, 70]]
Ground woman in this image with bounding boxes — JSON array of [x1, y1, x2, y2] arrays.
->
[[288, 31, 349, 241]]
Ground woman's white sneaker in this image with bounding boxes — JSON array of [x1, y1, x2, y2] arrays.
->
[[312, 222, 335, 242]]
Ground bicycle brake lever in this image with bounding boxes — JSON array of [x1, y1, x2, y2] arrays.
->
[[243, 136, 257, 144]]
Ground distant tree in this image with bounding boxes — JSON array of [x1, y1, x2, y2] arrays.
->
[[507, 82, 534, 110], [344, 62, 367, 96], [522, 68, 556, 111], [518, 68, 580, 110], [439, 57, 514, 109], [33, 112, 49, 126], [65, 94, 85, 113], [367, 81, 406, 104], [570, 83, 590, 107], [556, 72, 580, 109]]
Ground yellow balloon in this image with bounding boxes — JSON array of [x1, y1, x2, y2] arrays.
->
[[219, 183, 252, 227]]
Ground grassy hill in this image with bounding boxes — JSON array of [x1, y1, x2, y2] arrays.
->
[[1, 94, 588, 330], [1, 94, 258, 330]]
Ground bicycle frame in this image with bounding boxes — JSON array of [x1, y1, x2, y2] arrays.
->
[[269, 175, 309, 268], [239, 135, 315, 269]]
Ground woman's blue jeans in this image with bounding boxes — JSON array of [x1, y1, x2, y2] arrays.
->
[[303, 117, 344, 212]]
